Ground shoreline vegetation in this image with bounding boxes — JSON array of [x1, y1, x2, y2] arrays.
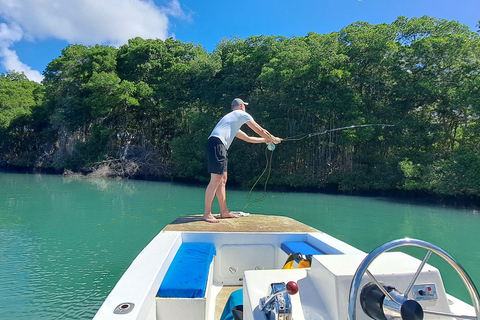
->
[[1, 16, 480, 206]]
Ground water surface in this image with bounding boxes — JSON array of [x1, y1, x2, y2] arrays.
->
[[0, 172, 479, 319]]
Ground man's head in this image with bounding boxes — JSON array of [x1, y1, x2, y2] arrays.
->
[[231, 98, 248, 109]]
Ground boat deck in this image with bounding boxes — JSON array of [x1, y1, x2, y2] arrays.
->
[[163, 214, 319, 233], [163, 214, 320, 320]]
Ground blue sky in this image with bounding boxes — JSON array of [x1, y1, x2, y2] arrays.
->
[[0, 0, 478, 83]]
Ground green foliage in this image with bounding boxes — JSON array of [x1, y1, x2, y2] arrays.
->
[[1, 16, 480, 199], [0, 72, 42, 129], [0, 72, 44, 166], [402, 149, 480, 196], [75, 126, 115, 165], [44, 44, 119, 129], [169, 111, 215, 181]]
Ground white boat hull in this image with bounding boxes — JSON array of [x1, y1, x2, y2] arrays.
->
[[94, 215, 478, 320]]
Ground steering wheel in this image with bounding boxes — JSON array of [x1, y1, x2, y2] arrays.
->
[[347, 238, 480, 320]]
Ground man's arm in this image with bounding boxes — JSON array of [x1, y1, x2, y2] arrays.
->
[[245, 120, 281, 143], [235, 130, 266, 143]]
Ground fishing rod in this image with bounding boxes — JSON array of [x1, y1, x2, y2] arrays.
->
[[243, 123, 394, 211], [282, 123, 395, 142]]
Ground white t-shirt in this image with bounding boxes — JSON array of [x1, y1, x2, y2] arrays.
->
[[209, 110, 254, 149]]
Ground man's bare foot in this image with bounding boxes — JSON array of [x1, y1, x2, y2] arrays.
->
[[220, 212, 239, 219], [203, 213, 219, 223]]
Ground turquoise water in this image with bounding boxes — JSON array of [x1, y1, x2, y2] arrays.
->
[[1, 172, 479, 319]]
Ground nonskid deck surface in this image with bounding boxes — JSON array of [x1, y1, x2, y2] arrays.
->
[[163, 214, 319, 233]]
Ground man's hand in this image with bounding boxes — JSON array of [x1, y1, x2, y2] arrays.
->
[[272, 137, 282, 144]]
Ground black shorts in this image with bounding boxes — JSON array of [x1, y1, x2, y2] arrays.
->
[[206, 137, 227, 174]]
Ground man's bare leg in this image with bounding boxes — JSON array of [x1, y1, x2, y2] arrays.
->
[[216, 172, 237, 219], [203, 173, 222, 223]]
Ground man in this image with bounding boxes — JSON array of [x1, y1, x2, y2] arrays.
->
[[203, 98, 281, 223]]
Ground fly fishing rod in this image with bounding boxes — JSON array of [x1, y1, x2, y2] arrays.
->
[[282, 123, 394, 142], [243, 123, 394, 211]]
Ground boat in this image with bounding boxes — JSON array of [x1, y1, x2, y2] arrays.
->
[[93, 214, 480, 320]]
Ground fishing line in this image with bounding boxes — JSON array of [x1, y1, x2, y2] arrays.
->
[[242, 123, 395, 211], [243, 146, 273, 212]]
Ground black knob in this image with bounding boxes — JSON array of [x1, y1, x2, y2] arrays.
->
[[401, 300, 424, 320]]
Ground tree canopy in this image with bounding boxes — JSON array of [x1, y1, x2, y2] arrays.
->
[[1, 16, 479, 199]]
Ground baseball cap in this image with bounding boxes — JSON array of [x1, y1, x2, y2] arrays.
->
[[231, 98, 248, 108]]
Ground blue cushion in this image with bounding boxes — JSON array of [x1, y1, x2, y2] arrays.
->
[[281, 241, 324, 256], [157, 242, 216, 298]]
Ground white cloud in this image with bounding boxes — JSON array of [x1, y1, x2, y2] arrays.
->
[[162, 0, 191, 21], [0, 22, 43, 82], [0, 0, 188, 82], [0, 0, 171, 44], [0, 22, 22, 46], [0, 47, 43, 82]]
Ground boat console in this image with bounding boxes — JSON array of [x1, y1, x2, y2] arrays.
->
[[242, 238, 479, 320]]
